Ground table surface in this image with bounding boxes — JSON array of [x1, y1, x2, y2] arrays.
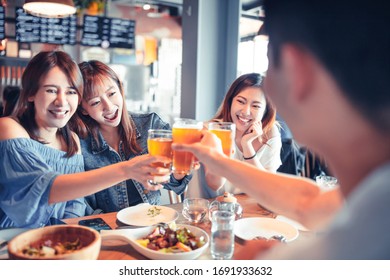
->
[[64, 194, 310, 260]]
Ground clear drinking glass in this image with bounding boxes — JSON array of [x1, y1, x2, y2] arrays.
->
[[315, 175, 338, 191], [182, 198, 210, 224], [172, 118, 203, 175], [147, 129, 173, 185], [208, 122, 236, 157], [211, 210, 235, 260]]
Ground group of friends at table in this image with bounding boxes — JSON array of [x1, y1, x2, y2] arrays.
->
[[0, 0, 389, 260]]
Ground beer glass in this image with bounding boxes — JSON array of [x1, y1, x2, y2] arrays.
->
[[172, 118, 203, 175], [208, 122, 236, 157], [147, 129, 173, 185]]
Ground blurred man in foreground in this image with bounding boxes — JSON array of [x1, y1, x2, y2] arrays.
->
[[173, 0, 390, 259]]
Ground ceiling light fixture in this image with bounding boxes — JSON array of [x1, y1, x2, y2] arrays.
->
[[143, 4, 151, 11], [23, 0, 77, 18]]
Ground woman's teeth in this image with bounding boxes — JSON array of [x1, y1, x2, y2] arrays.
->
[[105, 109, 118, 120], [238, 116, 251, 123], [50, 110, 68, 117]]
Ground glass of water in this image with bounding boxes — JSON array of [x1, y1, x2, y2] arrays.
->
[[211, 210, 235, 260], [182, 198, 209, 224]]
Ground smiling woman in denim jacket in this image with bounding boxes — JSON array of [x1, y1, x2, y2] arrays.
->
[[73, 61, 191, 214]]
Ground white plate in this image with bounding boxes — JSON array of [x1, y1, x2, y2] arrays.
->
[[100, 224, 209, 260], [117, 203, 179, 227], [275, 215, 309, 231], [234, 217, 299, 242]]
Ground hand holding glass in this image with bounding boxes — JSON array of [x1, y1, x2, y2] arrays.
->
[[147, 129, 173, 185], [172, 118, 203, 175], [208, 122, 236, 157]]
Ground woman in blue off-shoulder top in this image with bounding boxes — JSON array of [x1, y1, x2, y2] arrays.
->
[[0, 51, 171, 228]]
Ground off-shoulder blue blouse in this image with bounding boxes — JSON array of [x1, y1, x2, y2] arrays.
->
[[0, 138, 86, 228]]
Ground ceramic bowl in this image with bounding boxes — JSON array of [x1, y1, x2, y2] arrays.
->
[[7, 224, 101, 260]]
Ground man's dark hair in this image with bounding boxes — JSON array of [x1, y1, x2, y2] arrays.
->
[[264, 0, 390, 132]]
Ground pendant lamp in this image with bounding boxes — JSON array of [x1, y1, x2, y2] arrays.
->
[[23, 0, 76, 18]]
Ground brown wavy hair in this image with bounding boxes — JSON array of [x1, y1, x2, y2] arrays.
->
[[13, 51, 83, 157], [213, 73, 277, 142], [73, 60, 141, 156]]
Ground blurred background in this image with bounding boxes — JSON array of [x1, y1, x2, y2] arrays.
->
[[0, 0, 268, 124]]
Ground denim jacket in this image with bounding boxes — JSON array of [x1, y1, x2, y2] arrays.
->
[[80, 112, 191, 214]]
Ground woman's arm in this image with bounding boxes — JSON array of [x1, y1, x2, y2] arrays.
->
[[172, 131, 343, 230], [50, 154, 171, 204], [0, 117, 171, 205], [204, 166, 227, 191], [201, 130, 227, 191], [242, 124, 282, 172]]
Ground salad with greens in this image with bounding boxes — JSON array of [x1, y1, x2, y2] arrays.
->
[[21, 239, 82, 257], [136, 224, 206, 253]]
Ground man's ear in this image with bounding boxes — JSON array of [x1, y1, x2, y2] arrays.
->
[[280, 44, 315, 102]]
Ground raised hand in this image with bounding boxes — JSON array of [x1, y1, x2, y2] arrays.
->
[[125, 154, 171, 191], [242, 121, 263, 145], [171, 130, 225, 167]]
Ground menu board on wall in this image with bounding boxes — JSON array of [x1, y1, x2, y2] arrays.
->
[[0, 5, 5, 40], [15, 7, 77, 45], [81, 15, 135, 49]]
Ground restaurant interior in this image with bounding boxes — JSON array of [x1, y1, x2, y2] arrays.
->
[[1, 0, 283, 205], [1, 0, 266, 123], [0, 0, 334, 261]]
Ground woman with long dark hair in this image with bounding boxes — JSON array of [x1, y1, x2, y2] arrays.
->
[[203, 73, 282, 196], [0, 51, 169, 228], [73, 60, 190, 213]]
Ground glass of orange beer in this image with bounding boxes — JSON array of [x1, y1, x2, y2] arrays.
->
[[172, 118, 203, 175], [208, 122, 236, 157], [147, 129, 173, 185]]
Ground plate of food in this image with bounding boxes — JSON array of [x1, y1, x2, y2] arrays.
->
[[100, 223, 209, 260], [234, 217, 299, 242], [117, 203, 179, 227], [7, 225, 101, 260]]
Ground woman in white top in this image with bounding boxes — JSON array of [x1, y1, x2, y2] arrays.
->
[[203, 73, 282, 196]]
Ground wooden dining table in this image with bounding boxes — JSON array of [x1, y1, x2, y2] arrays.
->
[[64, 194, 310, 260]]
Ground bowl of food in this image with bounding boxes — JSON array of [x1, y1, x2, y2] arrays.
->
[[100, 223, 209, 260], [7, 225, 101, 260]]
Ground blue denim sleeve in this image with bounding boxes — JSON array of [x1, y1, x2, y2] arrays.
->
[[163, 173, 193, 195]]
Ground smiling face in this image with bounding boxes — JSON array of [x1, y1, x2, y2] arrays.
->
[[28, 66, 79, 132], [230, 87, 267, 133], [81, 76, 123, 129]]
